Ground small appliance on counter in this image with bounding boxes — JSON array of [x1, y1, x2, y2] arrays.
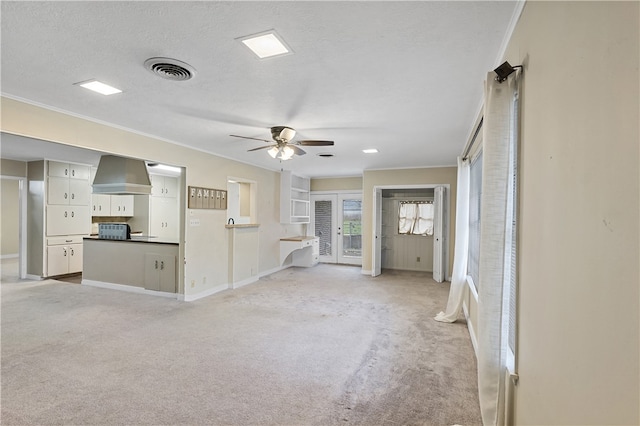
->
[[98, 223, 131, 240]]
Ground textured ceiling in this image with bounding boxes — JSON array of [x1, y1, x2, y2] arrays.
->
[[0, 1, 519, 177]]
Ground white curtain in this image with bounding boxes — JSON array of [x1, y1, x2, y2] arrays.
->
[[398, 203, 417, 234], [434, 156, 470, 323], [477, 72, 517, 425], [413, 203, 434, 235]]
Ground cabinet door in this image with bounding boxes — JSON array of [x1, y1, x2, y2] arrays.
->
[[150, 175, 164, 197], [48, 161, 70, 178], [69, 179, 90, 205], [68, 243, 83, 273], [69, 164, 90, 180], [163, 177, 178, 198], [150, 197, 177, 238], [159, 255, 176, 293], [47, 205, 71, 236], [144, 254, 161, 291], [48, 177, 70, 205], [68, 206, 91, 235], [110, 195, 134, 217], [46, 245, 69, 276], [91, 194, 111, 216]]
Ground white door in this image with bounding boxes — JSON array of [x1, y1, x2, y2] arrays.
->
[[433, 186, 445, 282], [372, 188, 382, 276], [311, 195, 337, 263], [311, 193, 362, 265], [337, 194, 362, 265]]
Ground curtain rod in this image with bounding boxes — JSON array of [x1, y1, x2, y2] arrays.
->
[[462, 116, 483, 161], [399, 200, 433, 204]]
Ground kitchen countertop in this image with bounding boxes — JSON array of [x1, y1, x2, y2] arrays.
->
[[225, 223, 260, 229], [84, 236, 179, 245]]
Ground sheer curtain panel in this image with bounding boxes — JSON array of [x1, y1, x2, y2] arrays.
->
[[477, 72, 518, 426], [435, 156, 470, 323]]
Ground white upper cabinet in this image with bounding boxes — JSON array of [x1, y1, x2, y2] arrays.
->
[[151, 175, 177, 198]]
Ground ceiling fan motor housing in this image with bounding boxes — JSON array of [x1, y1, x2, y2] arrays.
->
[[271, 126, 296, 142]]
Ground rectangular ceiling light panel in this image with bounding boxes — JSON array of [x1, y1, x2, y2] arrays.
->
[[76, 79, 122, 95], [363, 149, 379, 154], [238, 30, 292, 59]]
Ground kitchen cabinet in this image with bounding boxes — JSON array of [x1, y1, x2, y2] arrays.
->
[[46, 236, 83, 276], [46, 205, 91, 236], [280, 171, 310, 224], [91, 194, 111, 215], [151, 175, 177, 198], [27, 160, 91, 278], [48, 161, 90, 180], [110, 195, 134, 217], [90, 194, 134, 217], [144, 253, 176, 293], [150, 196, 178, 238]]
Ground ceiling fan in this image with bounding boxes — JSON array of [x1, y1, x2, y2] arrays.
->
[[230, 126, 334, 160]]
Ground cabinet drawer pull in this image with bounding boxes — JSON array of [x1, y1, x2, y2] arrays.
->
[[65, 240, 72, 243], [64, 211, 68, 218], [155, 260, 158, 269], [65, 168, 68, 176], [71, 193, 75, 200], [72, 169, 75, 177], [71, 211, 75, 218], [63, 248, 67, 256], [160, 261, 164, 270], [64, 193, 68, 199], [70, 248, 74, 256]]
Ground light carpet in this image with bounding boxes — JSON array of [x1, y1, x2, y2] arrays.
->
[[1, 264, 481, 425]]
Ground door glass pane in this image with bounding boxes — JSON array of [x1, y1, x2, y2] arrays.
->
[[342, 199, 362, 258], [315, 200, 333, 256]]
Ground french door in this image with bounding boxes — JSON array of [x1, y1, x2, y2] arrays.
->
[[311, 193, 362, 265]]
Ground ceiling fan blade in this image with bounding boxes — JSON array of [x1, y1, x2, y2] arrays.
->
[[297, 140, 335, 146], [230, 134, 272, 143], [290, 145, 307, 156], [247, 145, 276, 152]]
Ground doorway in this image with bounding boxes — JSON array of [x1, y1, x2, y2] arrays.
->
[[1, 176, 27, 281], [310, 192, 362, 265], [372, 185, 449, 282]]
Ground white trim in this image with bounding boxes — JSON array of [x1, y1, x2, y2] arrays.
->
[[462, 300, 479, 358], [259, 264, 288, 277], [180, 284, 229, 302], [25, 274, 43, 281], [82, 279, 179, 299], [0, 254, 19, 260], [467, 275, 479, 302], [493, 1, 527, 69], [0, 95, 281, 174], [231, 276, 259, 289], [366, 164, 457, 173], [310, 190, 363, 195], [308, 174, 363, 180], [360, 269, 372, 275]]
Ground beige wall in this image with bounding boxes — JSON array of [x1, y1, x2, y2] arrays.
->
[[362, 167, 457, 275], [503, 2, 639, 424], [1, 97, 305, 296], [1, 178, 20, 256], [310, 176, 362, 192], [1, 158, 27, 177]]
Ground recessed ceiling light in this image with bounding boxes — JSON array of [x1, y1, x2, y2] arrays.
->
[[238, 30, 292, 59], [75, 79, 122, 95], [363, 149, 379, 154]]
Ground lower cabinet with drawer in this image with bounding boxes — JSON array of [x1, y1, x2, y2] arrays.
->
[[46, 236, 84, 276]]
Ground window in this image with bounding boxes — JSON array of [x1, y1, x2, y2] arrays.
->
[[398, 201, 434, 235], [468, 151, 483, 289]]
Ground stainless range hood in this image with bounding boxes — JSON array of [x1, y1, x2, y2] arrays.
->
[[92, 155, 152, 195]]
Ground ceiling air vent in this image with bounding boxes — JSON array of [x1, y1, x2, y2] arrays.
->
[[317, 153, 334, 158], [144, 57, 196, 81]]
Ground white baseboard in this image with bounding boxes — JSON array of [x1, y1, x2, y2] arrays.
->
[[82, 279, 178, 299], [231, 276, 259, 289], [259, 265, 288, 277], [180, 283, 229, 302], [25, 274, 43, 281], [462, 301, 478, 358], [361, 269, 372, 275], [1, 253, 19, 260]]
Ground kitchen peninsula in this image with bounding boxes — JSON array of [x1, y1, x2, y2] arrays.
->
[[82, 236, 179, 296]]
